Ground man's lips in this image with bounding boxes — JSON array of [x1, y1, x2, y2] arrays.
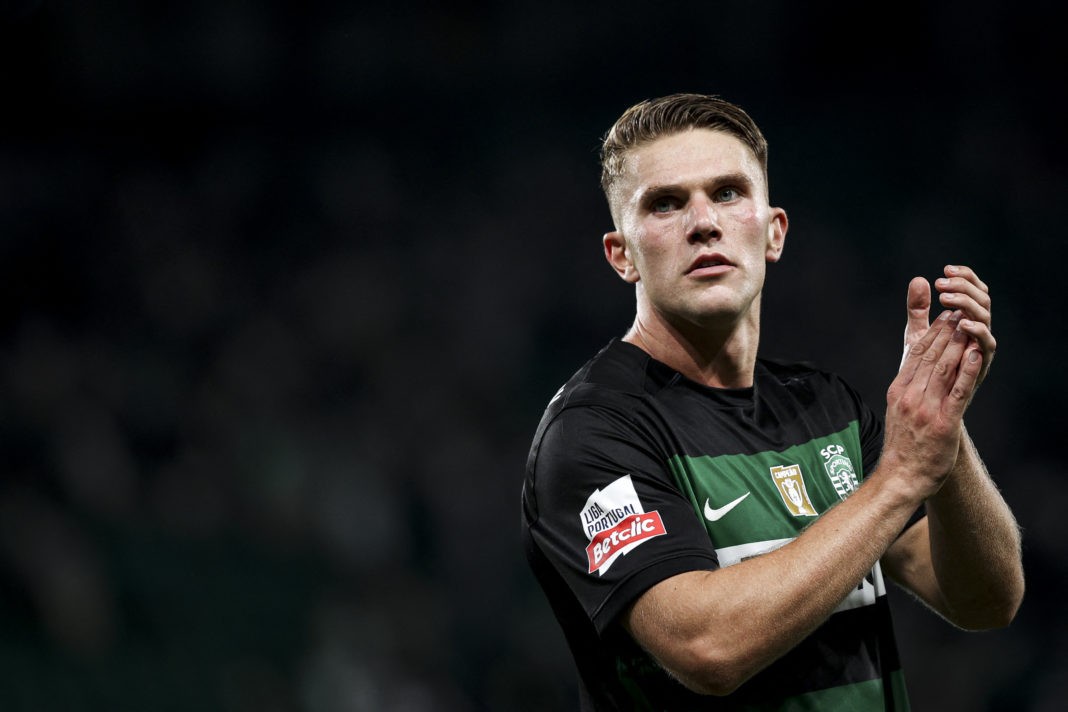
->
[[686, 253, 733, 276]]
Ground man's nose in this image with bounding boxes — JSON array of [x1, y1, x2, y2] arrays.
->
[[686, 196, 721, 242]]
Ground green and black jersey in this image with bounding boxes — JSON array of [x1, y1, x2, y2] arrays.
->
[[522, 339, 917, 711]]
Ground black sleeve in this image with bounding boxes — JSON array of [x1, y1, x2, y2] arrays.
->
[[526, 402, 719, 634], [843, 378, 883, 477]]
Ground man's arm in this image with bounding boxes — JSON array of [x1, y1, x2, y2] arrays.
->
[[882, 265, 1024, 629], [624, 312, 981, 695], [881, 429, 1024, 629]]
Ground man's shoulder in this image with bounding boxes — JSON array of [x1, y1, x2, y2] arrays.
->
[[524, 340, 661, 497], [549, 338, 668, 411], [527, 340, 663, 460]]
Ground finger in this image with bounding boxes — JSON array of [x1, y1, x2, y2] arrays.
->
[[935, 273, 991, 324], [937, 289, 991, 327], [942, 346, 983, 421], [924, 319, 970, 404], [942, 264, 989, 294], [904, 276, 932, 346], [898, 310, 953, 387], [900, 277, 933, 371], [910, 313, 960, 393], [958, 318, 997, 383], [936, 274, 990, 304]]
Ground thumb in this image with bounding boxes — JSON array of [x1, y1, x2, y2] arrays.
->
[[899, 277, 931, 371], [904, 276, 931, 347]]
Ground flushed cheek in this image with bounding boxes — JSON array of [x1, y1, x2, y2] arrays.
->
[[728, 212, 772, 253], [637, 248, 684, 282], [632, 228, 680, 262], [724, 206, 761, 229]]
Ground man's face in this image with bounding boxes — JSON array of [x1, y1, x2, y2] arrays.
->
[[604, 128, 787, 331]]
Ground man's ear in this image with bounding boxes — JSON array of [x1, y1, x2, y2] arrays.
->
[[604, 231, 640, 283], [765, 207, 788, 263]]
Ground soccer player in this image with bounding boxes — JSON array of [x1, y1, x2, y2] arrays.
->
[[521, 93, 1024, 710]]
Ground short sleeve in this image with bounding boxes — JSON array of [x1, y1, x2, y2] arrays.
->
[[526, 402, 719, 634]]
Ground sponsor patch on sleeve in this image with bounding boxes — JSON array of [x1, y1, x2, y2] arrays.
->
[[580, 475, 666, 576]]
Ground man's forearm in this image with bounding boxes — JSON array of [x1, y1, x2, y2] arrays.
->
[[626, 468, 924, 695], [925, 426, 1025, 629]]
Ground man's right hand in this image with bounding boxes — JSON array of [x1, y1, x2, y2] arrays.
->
[[881, 310, 983, 500]]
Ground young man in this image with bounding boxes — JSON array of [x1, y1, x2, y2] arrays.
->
[[520, 93, 1024, 710]]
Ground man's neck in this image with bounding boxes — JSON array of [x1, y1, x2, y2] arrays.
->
[[623, 307, 761, 389]]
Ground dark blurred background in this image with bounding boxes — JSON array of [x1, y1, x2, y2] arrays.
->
[[1, 1, 1065, 710]]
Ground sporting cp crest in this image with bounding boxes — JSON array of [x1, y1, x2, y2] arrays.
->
[[820, 444, 859, 501], [770, 464, 818, 517]]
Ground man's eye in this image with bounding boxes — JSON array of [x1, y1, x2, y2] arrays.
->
[[715, 187, 739, 202], [652, 197, 678, 213]]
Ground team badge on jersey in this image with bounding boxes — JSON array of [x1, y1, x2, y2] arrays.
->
[[580, 475, 666, 576], [770, 464, 818, 517], [820, 444, 859, 500]]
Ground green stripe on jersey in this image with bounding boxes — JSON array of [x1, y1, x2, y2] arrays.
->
[[667, 423, 866, 550], [728, 671, 910, 711]]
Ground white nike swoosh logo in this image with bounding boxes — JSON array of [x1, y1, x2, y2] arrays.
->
[[704, 492, 751, 522]]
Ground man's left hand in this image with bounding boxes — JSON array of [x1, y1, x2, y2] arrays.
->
[[902, 264, 995, 387]]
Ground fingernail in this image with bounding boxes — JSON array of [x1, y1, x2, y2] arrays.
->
[[946, 265, 958, 274], [939, 310, 951, 320], [936, 278, 949, 287], [968, 350, 980, 363]]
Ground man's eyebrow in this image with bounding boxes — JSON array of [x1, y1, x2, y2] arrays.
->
[[708, 172, 754, 188], [636, 183, 684, 202]]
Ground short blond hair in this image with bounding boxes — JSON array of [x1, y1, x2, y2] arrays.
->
[[600, 93, 770, 202]]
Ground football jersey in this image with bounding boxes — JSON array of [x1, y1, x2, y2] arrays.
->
[[521, 339, 916, 710]]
